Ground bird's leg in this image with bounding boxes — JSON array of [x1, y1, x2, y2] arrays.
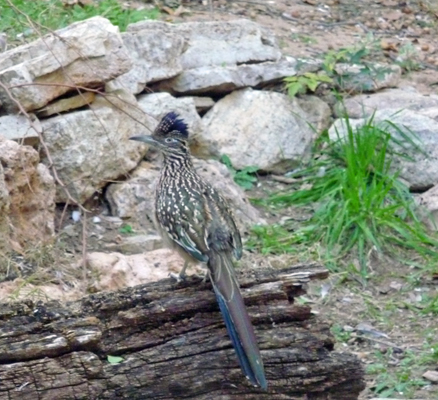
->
[[170, 261, 209, 282], [169, 260, 189, 282]]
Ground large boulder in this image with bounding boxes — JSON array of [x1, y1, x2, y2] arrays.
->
[[106, 24, 185, 94], [41, 91, 154, 203], [128, 19, 280, 69], [200, 88, 329, 173], [0, 17, 131, 112]]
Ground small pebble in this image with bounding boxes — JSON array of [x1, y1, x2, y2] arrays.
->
[[72, 210, 81, 222]]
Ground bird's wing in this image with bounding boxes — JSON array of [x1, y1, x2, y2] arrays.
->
[[173, 224, 209, 263], [204, 186, 243, 260], [156, 187, 211, 263]]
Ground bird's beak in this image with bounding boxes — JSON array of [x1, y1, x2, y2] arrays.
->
[[129, 135, 160, 148]]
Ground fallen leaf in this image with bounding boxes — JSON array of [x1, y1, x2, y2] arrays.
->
[[107, 355, 124, 364]]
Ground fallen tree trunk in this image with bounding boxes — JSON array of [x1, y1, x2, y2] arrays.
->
[[0, 263, 365, 400]]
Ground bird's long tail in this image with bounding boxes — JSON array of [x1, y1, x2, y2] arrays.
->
[[208, 251, 267, 390]]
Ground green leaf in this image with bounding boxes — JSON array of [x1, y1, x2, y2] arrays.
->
[[107, 355, 124, 364], [119, 224, 134, 235], [306, 78, 319, 92], [220, 154, 233, 168], [286, 82, 303, 97]]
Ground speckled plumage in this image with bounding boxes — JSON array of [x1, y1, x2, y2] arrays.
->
[[130, 112, 267, 390]]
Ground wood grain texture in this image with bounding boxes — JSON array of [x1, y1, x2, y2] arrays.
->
[[0, 263, 365, 399]]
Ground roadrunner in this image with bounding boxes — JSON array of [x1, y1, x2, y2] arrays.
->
[[130, 112, 267, 389]]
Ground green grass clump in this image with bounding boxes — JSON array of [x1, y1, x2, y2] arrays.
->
[[0, 0, 159, 41], [249, 114, 438, 273]]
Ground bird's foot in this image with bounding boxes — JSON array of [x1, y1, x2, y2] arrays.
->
[[169, 272, 186, 283]]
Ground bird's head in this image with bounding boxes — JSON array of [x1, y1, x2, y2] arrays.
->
[[130, 112, 190, 156]]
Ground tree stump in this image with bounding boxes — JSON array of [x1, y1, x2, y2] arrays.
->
[[0, 263, 365, 399]]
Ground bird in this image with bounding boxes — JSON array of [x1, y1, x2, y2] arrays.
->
[[130, 112, 267, 390]]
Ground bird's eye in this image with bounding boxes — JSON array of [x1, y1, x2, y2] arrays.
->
[[165, 137, 175, 144]]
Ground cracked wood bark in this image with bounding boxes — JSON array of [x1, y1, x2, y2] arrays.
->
[[0, 263, 365, 400]]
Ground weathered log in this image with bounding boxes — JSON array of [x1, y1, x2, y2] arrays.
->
[[0, 263, 365, 399]]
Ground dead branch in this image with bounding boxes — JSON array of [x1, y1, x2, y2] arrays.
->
[[0, 263, 365, 399]]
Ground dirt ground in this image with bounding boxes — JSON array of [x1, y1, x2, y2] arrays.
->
[[2, 0, 438, 398]]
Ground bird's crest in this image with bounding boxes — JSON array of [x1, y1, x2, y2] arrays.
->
[[155, 112, 188, 139]]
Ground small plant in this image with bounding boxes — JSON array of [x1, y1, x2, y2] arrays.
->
[[119, 224, 134, 235], [284, 72, 332, 97], [322, 45, 395, 93], [330, 324, 352, 343], [220, 155, 258, 190], [322, 48, 355, 74], [249, 114, 438, 273], [396, 42, 421, 72], [422, 292, 438, 315]]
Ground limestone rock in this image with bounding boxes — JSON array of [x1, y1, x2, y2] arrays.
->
[[182, 96, 215, 114], [41, 91, 154, 204], [329, 109, 438, 190], [0, 138, 55, 247], [111, 19, 281, 95], [153, 58, 299, 95], [104, 234, 163, 254], [106, 26, 184, 94], [0, 17, 131, 112], [106, 159, 261, 232], [106, 162, 158, 231], [0, 114, 41, 145], [86, 249, 204, 292], [201, 88, 318, 173], [36, 92, 96, 117], [335, 88, 438, 119], [127, 19, 281, 69], [296, 95, 332, 133]]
